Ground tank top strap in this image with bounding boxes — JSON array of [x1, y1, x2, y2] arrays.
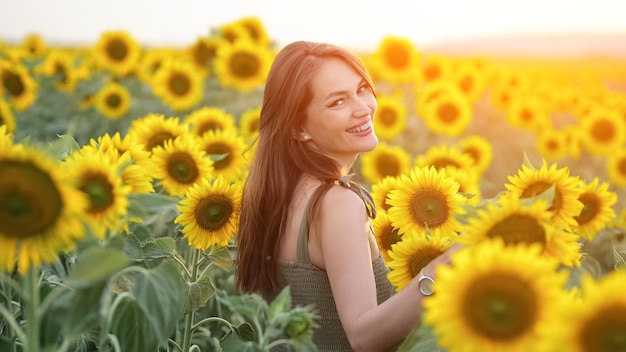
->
[[295, 175, 378, 263], [296, 198, 312, 263], [338, 173, 377, 219]]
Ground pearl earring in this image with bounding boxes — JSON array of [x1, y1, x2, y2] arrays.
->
[[300, 134, 311, 141]]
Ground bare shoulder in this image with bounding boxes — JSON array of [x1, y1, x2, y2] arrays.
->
[[319, 184, 365, 212]]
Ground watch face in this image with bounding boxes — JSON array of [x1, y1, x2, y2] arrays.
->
[[419, 275, 434, 296]]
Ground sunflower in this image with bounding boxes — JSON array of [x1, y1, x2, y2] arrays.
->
[[34, 49, 80, 92], [21, 33, 46, 58], [459, 134, 493, 176], [0, 60, 38, 111], [0, 143, 87, 273], [239, 106, 262, 140], [536, 128, 568, 161], [0, 125, 12, 150], [151, 59, 204, 112], [151, 135, 214, 197], [126, 113, 190, 153], [372, 211, 403, 262], [386, 231, 453, 291], [607, 147, 626, 187], [185, 106, 236, 137], [579, 106, 626, 156], [414, 144, 476, 174], [93, 30, 141, 76], [0, 99, 16, 133], [136, 48, 174, 84], [420, 54, 452, 84], [561, 124, 584, 159], [460, 193, 581, 266], [505, 160, 584, 231], [452, 60, 488, 103], [91, 132, 155, 194], [373, 94, 407, 141], [548, 270, 626, 352], [233, 16, 271, 47], [422, 88, 472, 137], [424, 238, 568, 352], [175, 176, 242, 250], [386, 165, 466, 238], [213, 39, 272, 92], [506, 95, 552, 133], [360, 142, 412, 184], [197, 128, 248, 182], [371, 175, 399, 213], [573, 178, 617, 240], [65, 146, 132, 239], [185, 37, 216, 76], [444, 167, 481, 206], [372, 36, 421, 83], [218, 21, 252, 44], [95, 81, 131, 119], [414, 80, 460, 118]]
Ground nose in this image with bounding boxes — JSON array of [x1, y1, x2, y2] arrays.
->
[[353, 95, 374, 117]]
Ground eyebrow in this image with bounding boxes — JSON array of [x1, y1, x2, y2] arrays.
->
[[323, 78, 367, 101]]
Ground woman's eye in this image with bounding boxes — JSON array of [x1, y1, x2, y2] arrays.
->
[[331, 99, 345, 107]]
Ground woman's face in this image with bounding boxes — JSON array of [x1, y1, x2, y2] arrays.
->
[[302, 57, 378, 168]]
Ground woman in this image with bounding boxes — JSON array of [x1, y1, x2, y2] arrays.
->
[[236, 41, 458, 351]]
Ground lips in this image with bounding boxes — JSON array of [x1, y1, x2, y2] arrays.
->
[[346, 120, 372, 133]]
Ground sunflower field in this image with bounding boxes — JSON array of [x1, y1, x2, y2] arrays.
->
[[1, 15, 626, 352]]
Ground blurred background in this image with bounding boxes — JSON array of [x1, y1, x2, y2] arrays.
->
[[2, 0, 626, 55]]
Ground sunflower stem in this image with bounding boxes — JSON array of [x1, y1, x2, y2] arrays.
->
[[24, 265, 41, 352], [181, 248, 200, 352]]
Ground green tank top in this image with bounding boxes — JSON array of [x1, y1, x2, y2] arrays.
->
[[274, 175, 395, 351]]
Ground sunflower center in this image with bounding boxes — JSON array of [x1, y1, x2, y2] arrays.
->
[[195, 194, 233, 231], [521, 108, 534, 122], [229, 51, 260, 79], [409, 247, 444, 277], [380, 224, 402, 252], [146, 132, 175, 151], [423, 64, 441, 81], [431, 158, 461, 171], [591, 119, 615, 142], [438, 102, 459, 123], [54, 63, 68, 83], [2, 70, 25, 97], [193, 42, 215, 66], [378, 107, 398, 127], [79, 174, 114, 212], [106, 93, 122, 109], [486, 213, 547, 246], [0, 161, 63, 238], [204, 143, 231, 170], [464, 273, 537, 341], [106, 39, 129, 62], [618, 158, 626, 177], [384, 44, 410, 70], [376, 155, 401, 178], [168, 72, 192, 96], [574, 193, 600, 226], [460, 76, 475, 93], [167, 152, 199, 183], [197, 121, 222, 135], [409, 188, 450, 228], [520, 181, 562, 213], [581, 306, 626, 352], [463, 147, 481, 166]]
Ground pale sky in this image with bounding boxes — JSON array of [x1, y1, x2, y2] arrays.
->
[[1, 0, 625, 51]]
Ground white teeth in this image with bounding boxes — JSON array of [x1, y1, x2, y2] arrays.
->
[[347, 121, 371, 133]]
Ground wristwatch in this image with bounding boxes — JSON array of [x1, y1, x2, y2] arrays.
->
[[418, 271, 435, 296]]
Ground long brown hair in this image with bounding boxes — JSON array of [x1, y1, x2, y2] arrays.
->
[[235, 41, 375, 295]]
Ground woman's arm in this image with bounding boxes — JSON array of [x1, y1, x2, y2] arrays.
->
[[315, 185, 456, 351]]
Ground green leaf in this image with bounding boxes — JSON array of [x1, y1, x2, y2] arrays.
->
[[109, 293, 161, 352], [130, 260, 186, 339], [234, 322, 255, 341], [128, 193, 180, 214], [521, 151, 537, 170], [44, 134, 80, 160], [268, 286, 292, 317], [397, 321, 443, 352], [614, 248, 626, 269], [66, 246, 129, 288], [184, 275, 216, 313], [206, 245, 234, 272], [142, 237, 177, 259]]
